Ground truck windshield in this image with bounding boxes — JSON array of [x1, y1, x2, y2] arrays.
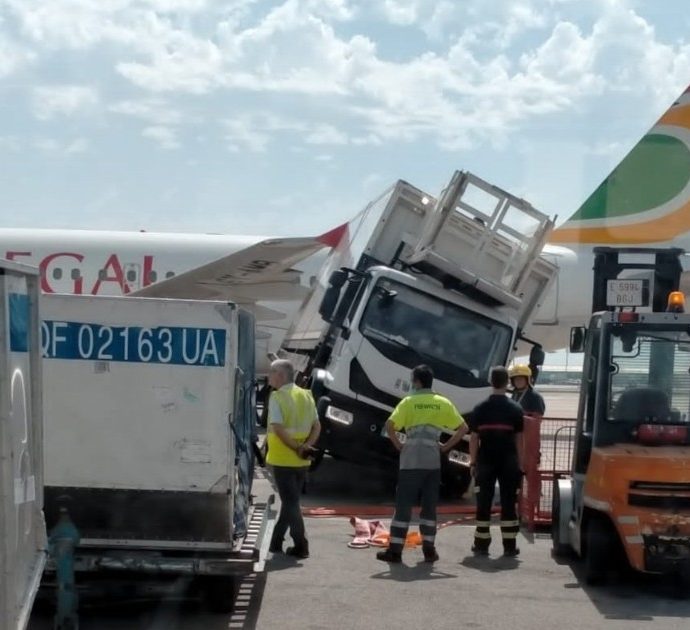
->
[[607, 326, 690, 426], [359, 279, 512, 388]]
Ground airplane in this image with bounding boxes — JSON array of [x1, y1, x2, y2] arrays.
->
[[2, 82, 690, 370], [0, 225, 345, 374]]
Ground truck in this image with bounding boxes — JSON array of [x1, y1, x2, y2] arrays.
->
[[0, 260, 46, 630], [280, 170, 558, 493], [552, 247, 690, 585], [39, 294, 268, 611]]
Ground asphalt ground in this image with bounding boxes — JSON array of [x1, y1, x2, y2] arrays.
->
[[30, 389, 690, 629]]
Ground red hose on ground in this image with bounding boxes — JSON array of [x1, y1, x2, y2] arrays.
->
[[303, 504, 500, 518]]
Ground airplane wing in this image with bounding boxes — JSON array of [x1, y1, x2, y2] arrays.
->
[[131, 224, 348, 311]]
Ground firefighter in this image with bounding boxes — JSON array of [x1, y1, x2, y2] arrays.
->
[[266, 359, 321, 559], [509, 364, 545, 418], [469, 366, 525, 557], [376, 364, 468, 564]]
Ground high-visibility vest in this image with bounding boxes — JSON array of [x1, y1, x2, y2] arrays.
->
[[266, 385, 316, 468]]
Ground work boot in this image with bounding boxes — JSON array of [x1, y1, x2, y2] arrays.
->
[[269, 541, 283, 554], [503, 547, 520, 558], [376, 548, 402, 563], [471, 545, 489, 557], [285, 540, 309, 559], [423, 546, 439, 563]]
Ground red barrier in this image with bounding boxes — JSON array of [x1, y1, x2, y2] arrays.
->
[[519, 417, 576, 531]]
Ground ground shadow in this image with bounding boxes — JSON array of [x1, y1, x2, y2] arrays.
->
[[459, 555, 521, 573], [29, 572, 269, 630], [560, 554, 690, 622], [370, 561, 458, 582]]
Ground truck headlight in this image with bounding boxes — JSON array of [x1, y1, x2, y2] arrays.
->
[[447, 449, 471, 467], [325, 405, 354, 426]]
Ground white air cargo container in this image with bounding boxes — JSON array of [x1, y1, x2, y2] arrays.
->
[[0, 260, 46, 630], [40, 295, 265, 610]]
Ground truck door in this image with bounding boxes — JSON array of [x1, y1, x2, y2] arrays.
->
[[232, 309, 256, 539]]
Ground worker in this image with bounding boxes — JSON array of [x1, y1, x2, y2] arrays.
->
[[509, 364, 545, 418], [469, 366, 525, 557], [377, 364, 468, 564], [266, 359, 321, 559]]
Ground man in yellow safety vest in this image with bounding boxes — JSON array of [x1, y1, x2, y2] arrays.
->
[[377, 364, 468, 564], [266, 359, 321, 559]]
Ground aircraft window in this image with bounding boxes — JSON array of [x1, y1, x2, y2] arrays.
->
[[71, 268, 81, 280], [126, 269, 137, 282], [53, 268, 62, 280], [166, 271, 175, 279], [148, 271, 158, 283]]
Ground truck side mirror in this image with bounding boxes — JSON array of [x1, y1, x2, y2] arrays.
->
[[529, 345, 545, 367], [570, 327, 586, 353], [319, 269, 348, 322]]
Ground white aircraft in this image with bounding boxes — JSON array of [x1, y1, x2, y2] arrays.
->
[[2, 83, 690, 367], [0, 225, 345, 373]]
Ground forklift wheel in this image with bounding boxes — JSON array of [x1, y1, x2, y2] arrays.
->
[[551, 486, 571, 557], [584, 516, 611, 585]]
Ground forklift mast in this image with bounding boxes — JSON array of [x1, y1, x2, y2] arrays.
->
[[591, 247, 684, 314]]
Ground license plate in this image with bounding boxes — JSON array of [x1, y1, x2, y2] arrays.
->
[[606, 279, 646, 307]]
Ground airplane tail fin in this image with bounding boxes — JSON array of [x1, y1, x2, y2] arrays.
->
[[551, 84, 690, 245]]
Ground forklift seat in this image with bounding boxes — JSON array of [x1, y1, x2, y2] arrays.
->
[[613, 387, 671, 422]]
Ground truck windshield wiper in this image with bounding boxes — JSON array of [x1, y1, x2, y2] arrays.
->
[[363, 328, 411, 349]]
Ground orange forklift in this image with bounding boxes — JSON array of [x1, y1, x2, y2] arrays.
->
[[552, 247, 690, 584]]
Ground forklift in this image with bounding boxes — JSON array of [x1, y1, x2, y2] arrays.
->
[[552, 247, 690, 585]]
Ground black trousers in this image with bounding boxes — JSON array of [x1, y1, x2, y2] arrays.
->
[[389, 469, 441, 554], [474, 455, 521, 551], [271, 466, 308, 549]]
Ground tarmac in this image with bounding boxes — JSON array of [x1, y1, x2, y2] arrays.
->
[[28, 389, 690, 629]]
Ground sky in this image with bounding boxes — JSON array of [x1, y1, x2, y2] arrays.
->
[[1, 0, 690, 237]]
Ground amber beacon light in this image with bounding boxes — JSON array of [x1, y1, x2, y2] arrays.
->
[[666, 291, 686, 313]]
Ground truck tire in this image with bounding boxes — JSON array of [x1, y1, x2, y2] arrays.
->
[[441, 468, 472, 499], [203, 576, 237, 614], [309, 448, 325, 472], [551, 485, 571, 557], [584, 516, 611, 585]]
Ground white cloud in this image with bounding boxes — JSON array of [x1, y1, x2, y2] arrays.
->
[[32, 85, 99, 120], [142, 125, 180, 149], [305, 124, 348, 145], [65, 137, 90, 154], [0, 36, 33, 78], [110, 98, 182, 125], [33, 136, 89, 155], [4, 0, 690, 154]]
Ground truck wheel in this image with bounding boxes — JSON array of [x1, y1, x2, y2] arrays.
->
[[551, 486, 571, 557], [441, 469, 472, 499], [203, 576, 237, 614], [309, 449, 324, 472], [584, 516, 611, 585]]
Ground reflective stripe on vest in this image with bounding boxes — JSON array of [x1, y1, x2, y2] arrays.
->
[[266, 385, 315, 468]]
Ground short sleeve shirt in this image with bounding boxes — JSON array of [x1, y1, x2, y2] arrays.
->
[[469, 394, 524, 461], [389, 390, 464, 470], [512, 388, 546, 416]]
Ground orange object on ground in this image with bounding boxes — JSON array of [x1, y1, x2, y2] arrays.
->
[[347, 516, 423, 549]]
